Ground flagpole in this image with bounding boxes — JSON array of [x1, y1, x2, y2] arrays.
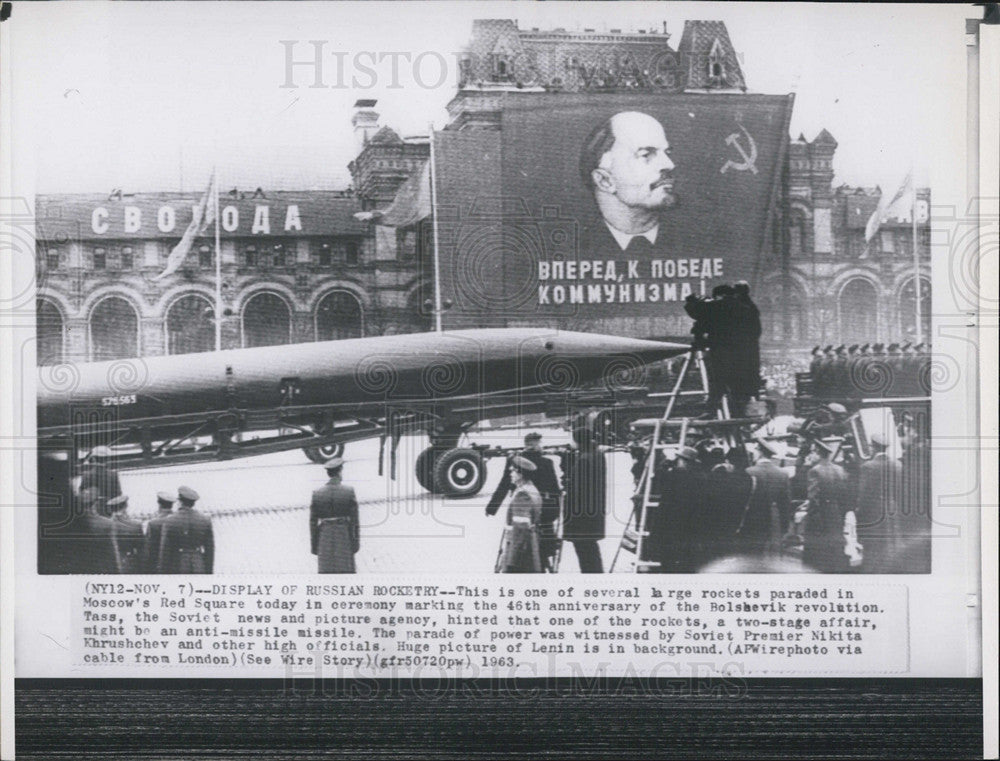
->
[[428, 123, 443, 333], [911, 182, 922, 345], [214, 167, 223, 351]]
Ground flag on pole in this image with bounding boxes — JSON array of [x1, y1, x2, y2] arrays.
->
[[865, 172, 913, 242], [153, 172, 216, 280], [378, 161, 431, 228]]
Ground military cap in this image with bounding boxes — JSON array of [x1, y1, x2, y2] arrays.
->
[[107, 494, 128, 509], [827, 402, 847, 415], [887, 343, 900, 353], [870, 432, 889, 448], [524, 431, 543, 443], [156, 491, 175, 504], [873, 343, 885, 352], [676, 446, 700, 463], [822, 345, 834, 353], [848, 344, 859, 354], [510, 455, 537, 473], [811, 346, 822, 355], [177, 486, 200, 502], [91, 445, 113, 459], [834, 345, 846, 354], [323, 457, 345, 471]]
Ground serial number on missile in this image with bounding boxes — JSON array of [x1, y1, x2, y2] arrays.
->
[[101, 394, 137, 406]]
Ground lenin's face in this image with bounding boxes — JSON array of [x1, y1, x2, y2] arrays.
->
[[599, 112, 676, 210]]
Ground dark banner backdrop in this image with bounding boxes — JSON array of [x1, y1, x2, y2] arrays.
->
[[435, 92, 793, 337]]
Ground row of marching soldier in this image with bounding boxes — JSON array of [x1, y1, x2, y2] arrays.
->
[[44, 447, 215, 574], [809, 342, 931, 399]]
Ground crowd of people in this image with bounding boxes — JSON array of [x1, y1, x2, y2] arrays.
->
[[40, 447, 215, 574]]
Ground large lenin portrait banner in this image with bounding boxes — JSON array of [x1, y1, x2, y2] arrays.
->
[[434, 92, 794, 338]]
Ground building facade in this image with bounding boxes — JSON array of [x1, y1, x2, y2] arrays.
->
[[34, 19, 931, 367], [756, 131, 931, 357], [35, 190, 429, 365]]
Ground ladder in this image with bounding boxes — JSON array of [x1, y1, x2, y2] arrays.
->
[[611, 349, 716, 573]]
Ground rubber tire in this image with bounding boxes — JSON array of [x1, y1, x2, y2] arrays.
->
[[415, 446, 439, 492], [303, 441, 345, 464], [432, 448, 486, 499]]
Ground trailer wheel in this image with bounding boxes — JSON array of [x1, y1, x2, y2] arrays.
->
[[433, 448, 486, 498], [415, 446, 439, 492], [303, 441, 345, 464]]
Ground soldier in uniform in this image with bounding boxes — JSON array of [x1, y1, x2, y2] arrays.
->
[[802, 440, 850, 573], [309, 458, 360, 574], [45, 487, 118, 574], [856, 432, 905, 573], [495, 456, 544, 573], [143, 491, 175, 573], [78, 446, 123, 517], [158, 486, 214, 574], [486, 432, 562, 571], [561, 426, 607, 573], [107, 494, 144, 574]]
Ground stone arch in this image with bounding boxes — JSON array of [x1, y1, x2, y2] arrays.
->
[[165, 292, 216, 355], [36, 296, 66, 366], [88, 294, 141, 361], [837, 276, 880, 344], [305, 280, 371, 313], [80, 285, 145, 318], [241, 290, 293, 348], [234, 280, 303, 314], [151, 282, 219, 319], [314, 289, 365, 341]]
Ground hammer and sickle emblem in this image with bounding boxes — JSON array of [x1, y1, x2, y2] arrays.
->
[[720, 122, 758, 175]]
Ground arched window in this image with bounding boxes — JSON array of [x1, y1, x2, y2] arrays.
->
[[166, 294, 215, 355], [90, 296, 139, 361], [315, 291, 363, 341], [789, 208, 809, 257], [899, 277, 931, 342], [242, 292, 291, 347], [838, 278, 879, 344], [36, 299, 64, 366]]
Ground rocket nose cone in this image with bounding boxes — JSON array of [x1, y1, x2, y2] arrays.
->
[[528, 331, 690, 390], [546, 331, 690, 362]]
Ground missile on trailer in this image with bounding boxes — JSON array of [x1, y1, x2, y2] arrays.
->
[[37, 328, 688, 433]]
